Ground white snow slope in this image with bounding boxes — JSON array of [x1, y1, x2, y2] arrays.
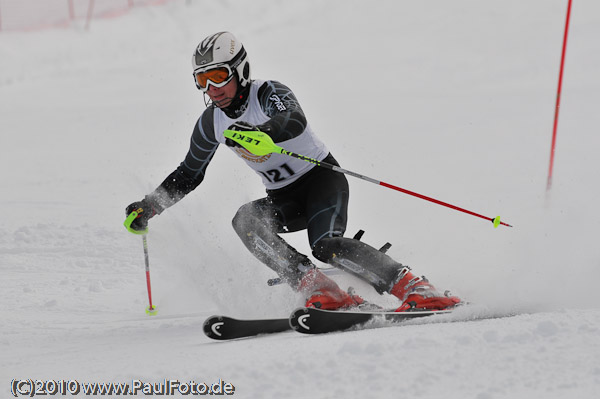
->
[[2, 1, 600, 398]]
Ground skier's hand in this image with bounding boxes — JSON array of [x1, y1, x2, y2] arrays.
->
[[226, 121, 260, 147], [125, 199, 158, 232]]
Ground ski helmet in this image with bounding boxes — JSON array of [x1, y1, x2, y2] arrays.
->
[[192, 32, 251, 91]]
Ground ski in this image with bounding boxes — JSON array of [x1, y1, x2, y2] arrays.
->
[[203, 315, 291, 340], [289, 307, 454, 334], [204, 307, 457, 340]]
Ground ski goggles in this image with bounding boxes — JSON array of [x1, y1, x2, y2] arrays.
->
[[193, 65, 234, 91]]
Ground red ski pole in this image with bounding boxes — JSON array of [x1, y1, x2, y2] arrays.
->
[[124, 212, 158, 315], [224, 130, 512, 228], [141, 234, 157, 315]]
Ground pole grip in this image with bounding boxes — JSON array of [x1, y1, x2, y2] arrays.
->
[[124, 211, 149, 235]]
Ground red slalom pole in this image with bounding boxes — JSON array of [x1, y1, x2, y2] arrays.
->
[[547, 0, 573, 191], [67, 0, 75, 20]]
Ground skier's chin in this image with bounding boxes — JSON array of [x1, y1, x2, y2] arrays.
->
[[213, 96, 234, 108]]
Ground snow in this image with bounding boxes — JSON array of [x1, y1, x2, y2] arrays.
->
[[1, 0, 600, 398]]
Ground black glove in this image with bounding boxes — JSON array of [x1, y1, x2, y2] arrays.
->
[[125, 198, 158, 232], [225, 121, 261, 147]]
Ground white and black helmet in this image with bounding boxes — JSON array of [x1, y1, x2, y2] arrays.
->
[[192, 31, 251, 91]]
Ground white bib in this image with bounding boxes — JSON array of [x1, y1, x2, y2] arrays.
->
[[212, 80, 329, 189]]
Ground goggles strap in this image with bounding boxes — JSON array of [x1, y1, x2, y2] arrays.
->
[[229, 46, 246, 70]]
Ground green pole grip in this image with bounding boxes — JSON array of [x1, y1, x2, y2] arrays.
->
[[224, 129, 283, 156], [124, 211, 149, 235]]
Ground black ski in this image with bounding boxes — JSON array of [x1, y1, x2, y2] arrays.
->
[[289, 307, 454, 334], [204, 307, 456, 340], [203, 315, 291, 340]]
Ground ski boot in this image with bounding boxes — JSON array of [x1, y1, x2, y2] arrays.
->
[[299, 269, 364, 310], [390, 267, 461, 312]]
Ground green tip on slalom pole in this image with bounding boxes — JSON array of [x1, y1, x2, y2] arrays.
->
[[146, 306, 158, 316], [124, 211, 149, 235], [493, 216, 502, 228]]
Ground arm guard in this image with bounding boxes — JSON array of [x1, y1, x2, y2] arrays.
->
[[256, 80, 308, 142]]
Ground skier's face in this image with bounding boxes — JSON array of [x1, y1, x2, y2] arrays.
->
[[206, 78, 238, 108]]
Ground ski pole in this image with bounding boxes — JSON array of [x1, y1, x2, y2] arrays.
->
[[124, 211, 158, 315], [141, 234, 157, 315], [224, 129, 512, 228]]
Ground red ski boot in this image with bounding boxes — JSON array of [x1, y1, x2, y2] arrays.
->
[[390, 267, 461, 312], [299, 269, 364, 310]]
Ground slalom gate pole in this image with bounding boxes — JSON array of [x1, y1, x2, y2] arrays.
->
[[224, 129, 512, 228], [547, 0, 573, 192], [124, 211, 157, 315]]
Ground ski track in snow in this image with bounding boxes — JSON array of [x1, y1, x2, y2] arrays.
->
[[2, 1, 600, 398]]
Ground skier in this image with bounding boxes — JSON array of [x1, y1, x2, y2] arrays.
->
[[125, 31, 460, 312]]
